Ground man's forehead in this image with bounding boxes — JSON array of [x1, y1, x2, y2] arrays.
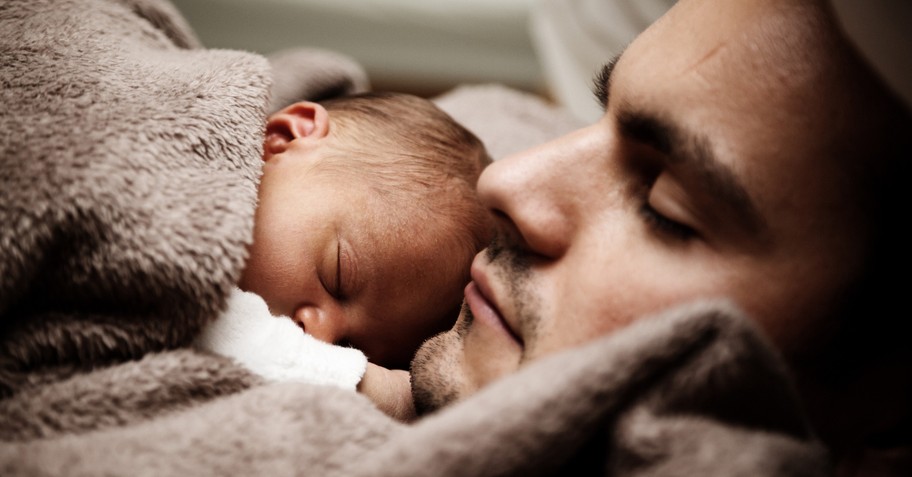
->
[[630, 0, 835, 80], [621, 4, 849, 138]]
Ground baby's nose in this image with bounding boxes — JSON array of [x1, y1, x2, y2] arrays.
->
[[293, 304, 347, 345]]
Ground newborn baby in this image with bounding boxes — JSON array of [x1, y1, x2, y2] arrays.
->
[[196, 92, 492, 419]]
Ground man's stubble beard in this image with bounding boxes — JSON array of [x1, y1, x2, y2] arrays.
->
[[410, 301, 474, 415], [410, 234, 541, 415]]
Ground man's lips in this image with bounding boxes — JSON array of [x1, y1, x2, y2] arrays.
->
[[465, 266, 522, 346]]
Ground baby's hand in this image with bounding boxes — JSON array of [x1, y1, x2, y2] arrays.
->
[[357, 363, 416, 422]]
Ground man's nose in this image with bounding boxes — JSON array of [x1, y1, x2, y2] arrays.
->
[[477, 128, 597, 260]]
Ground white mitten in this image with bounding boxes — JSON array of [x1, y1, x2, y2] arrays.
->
[[195, 288, 367, 390]]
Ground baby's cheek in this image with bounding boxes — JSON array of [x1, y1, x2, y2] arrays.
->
[[235, 244, 287, 316], [235, 250, 261, 292]]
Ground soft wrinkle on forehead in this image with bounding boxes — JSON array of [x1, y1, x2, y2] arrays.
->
[[592, 39, 727, 112], [685, 42, 726, 75]]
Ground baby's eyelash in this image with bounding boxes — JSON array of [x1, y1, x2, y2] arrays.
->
[[639, 203, 695, 240], [318, 241, 344, 300], [334, 240, 342, 298]]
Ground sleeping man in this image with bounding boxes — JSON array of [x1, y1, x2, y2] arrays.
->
[[406, 0, 910, 474]]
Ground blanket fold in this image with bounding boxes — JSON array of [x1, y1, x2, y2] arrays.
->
[[0, 303, 828, 476], [345, 302, 827, 477], [0, 0, 372, 398], [0, 0, 269, 396]]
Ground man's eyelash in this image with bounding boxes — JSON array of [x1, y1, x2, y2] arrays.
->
[[592, 70, 609, 108], [592, 54, 621, 109], [639, 204, 695, 240]]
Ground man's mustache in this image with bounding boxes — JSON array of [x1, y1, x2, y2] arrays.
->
[[485, 229, 532, 274], [474, 228, 541, 358]]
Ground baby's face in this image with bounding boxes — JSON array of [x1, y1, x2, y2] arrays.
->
[[240, 143, 468, 369]]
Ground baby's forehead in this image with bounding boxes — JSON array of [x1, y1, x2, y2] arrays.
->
[[366, 193, 478, 257], [344, 152, 488, 285], [368, 195, 475, 248]]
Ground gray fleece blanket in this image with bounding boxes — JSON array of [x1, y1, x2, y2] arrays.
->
[[0, 0, 828, 475]]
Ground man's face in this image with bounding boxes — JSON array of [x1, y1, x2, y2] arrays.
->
[[413, 0, 870, 411], [240, 142, 466, 369]]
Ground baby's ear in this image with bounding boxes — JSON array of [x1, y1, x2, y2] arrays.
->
[[263, 101, 330, 160]]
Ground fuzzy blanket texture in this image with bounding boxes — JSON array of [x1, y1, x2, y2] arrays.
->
[[1, 0, 829, 475]]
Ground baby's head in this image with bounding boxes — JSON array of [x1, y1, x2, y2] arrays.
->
[[240, 92, 492, 369]]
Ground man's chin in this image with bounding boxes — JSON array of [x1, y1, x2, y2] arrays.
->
[[409, 305, 473, 415]]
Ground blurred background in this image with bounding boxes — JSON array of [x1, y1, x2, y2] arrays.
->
[[171, 0, 548, 98], [172, 0, 910, 123], [170, 0, 672, 123]]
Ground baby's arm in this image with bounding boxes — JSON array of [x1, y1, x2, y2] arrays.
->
[[195, 288, 367, 390], [358, 363, 416, 421]]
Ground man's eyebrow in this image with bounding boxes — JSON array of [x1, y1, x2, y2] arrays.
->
[[592, 51, 623, 110], [617, 110, 770, 238]]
